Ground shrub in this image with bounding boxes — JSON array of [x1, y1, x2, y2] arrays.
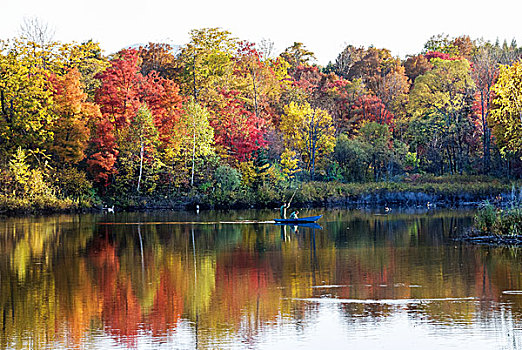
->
[[334, 135, 369, 182], [51, 168, 93, 199], [474, 201, 497, 233], [492, 207, 522, 236], [255, 183, 279, 206], [214, 165, 242, 192]]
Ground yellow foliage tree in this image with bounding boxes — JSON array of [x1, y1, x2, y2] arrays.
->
[[280, 102, 335, 179], [237, 160, 257, 188], [0, 39, 55, 155], [280, 149, 300, 180], [489, 61, 522, 157]]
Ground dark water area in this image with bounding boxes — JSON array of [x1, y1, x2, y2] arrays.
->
[[1, 208, 521, 349]]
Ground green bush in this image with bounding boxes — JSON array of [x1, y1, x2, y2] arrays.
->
[[334, 135, 370, 182], [51, 168, 93, 199], [255, 183, 279, 206], [214, 165, 242, 192], [492, 207, 522, 236], [474, 201, 497, 233]]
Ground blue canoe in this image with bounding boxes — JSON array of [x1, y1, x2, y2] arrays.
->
[[274, 215, 322, 224]]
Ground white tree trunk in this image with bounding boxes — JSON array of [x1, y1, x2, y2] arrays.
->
[[137, 140, 144, 192]]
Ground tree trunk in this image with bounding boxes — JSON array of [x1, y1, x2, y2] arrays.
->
[[137, 140, 144, 193], [446, 146, 453, 175], [192, 54, 198, 101], [252, 70, 259, 119], [311, 138, 316, 181], [309, 111, 316, 180], [191, 114, 196, 187]]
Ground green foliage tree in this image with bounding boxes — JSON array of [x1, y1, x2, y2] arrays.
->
[[408, 58, 476, 174], [280, 42, 316, 70], [333, 134, 370, 182], [358, 122, 393, 181], [423, 33, 460, 57], [119, 105, 160, 193], [57, 40, 109, 99], [214, 165, 241, 192]]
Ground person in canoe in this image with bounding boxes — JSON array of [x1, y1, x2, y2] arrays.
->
[[289, 210, 299, 219], [280, 203, 289, 219]]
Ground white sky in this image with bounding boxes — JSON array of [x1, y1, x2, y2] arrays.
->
[[2, 0, 520, 65]]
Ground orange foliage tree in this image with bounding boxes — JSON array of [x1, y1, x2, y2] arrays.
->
[[50, 68, 100, 165]]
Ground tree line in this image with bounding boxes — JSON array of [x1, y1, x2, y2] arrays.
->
[[1, 27, 522, 208]]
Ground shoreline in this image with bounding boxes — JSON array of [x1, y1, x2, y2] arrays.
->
[[0, 190, 510, 217], [2, 177, 519, 217]]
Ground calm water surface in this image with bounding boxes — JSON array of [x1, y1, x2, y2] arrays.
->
[[1, 209, 521, 349]]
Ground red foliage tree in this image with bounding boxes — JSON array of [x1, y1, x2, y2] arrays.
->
[[323, 77, 365, 134], [89, 49, 183, 185], [353, 95, 394, 127], [210, 90, 267, 162], [424, 51, 460, 61]]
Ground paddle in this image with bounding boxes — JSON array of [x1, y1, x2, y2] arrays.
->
[[287, 187, 298, 207], [277, 187, 299, 219]]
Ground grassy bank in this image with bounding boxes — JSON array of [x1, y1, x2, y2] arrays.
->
[[200, 175, 515, 209], [0, 194, 90, 215], [1, 175, 518, 215], [113, 175, 516, 211]]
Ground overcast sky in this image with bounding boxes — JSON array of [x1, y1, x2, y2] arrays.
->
[[2, 0, 520, 65]]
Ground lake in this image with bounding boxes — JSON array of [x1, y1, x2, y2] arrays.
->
[[1, 208, 521, 349]]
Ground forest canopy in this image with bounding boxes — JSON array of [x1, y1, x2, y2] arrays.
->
[[1, 26, 522, 210]]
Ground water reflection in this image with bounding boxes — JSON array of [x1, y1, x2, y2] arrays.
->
[[0, 209, 521, 349]]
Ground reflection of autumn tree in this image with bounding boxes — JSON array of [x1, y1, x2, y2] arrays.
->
[[329, 216, 503, 324], [53, 259, 102, 347], [89, 236, 142, 348], [274, 229, 337, 324], [0, 215, 97, 349], [0, 264, 58, 349], [146, 269, 184, 336], [483, 247, 522, 317], [212, 250, 275, 322]]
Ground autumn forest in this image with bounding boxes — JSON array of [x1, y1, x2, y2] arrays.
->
[[2, 27, 522, 212]]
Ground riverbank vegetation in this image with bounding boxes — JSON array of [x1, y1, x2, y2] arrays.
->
[[2, 21, 522, 214], [474, 200, 522, 235], [461, 199, 522, 245]]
